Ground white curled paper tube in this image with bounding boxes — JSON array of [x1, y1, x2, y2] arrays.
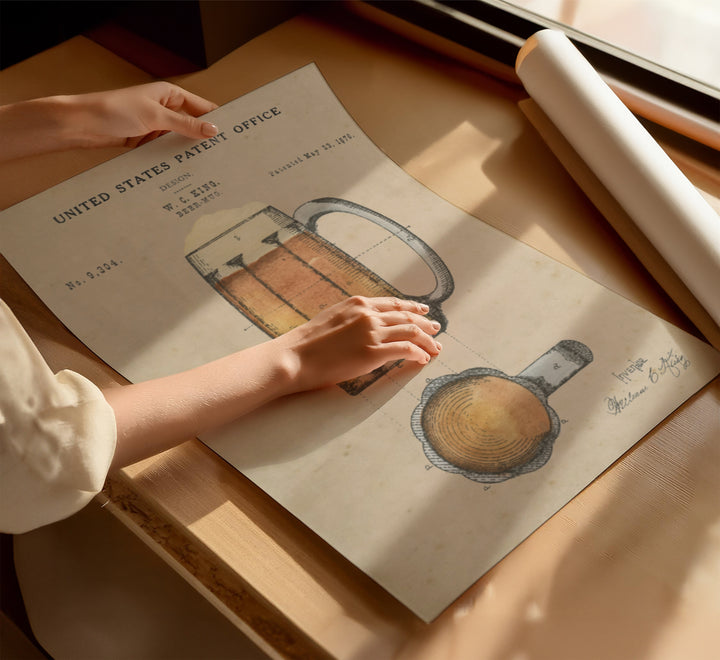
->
[[516, 30, 720, 327]]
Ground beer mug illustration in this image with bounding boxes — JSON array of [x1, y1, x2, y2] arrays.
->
[[412, 340, 593, 482], [185, 197, 454, 394]]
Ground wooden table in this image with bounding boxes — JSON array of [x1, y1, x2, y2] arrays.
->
[[2, 6, 718, 659]]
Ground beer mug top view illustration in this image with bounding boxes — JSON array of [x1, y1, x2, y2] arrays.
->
[[412, 340, 593, 483], [185, 198, 454, 394]]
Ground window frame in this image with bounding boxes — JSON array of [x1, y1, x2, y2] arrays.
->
[[362, 0, 719, 125]]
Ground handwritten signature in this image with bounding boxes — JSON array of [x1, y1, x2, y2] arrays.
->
[[649, 348, 690, 383], [605, 387, 648, 415], [605, 347, 690, 415]]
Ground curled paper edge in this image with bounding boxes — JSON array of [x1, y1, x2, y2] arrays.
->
[[515, 30, 720, 335]]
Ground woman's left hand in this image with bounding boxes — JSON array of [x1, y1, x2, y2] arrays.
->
[[68, 81, 219, 148], [0, 81, 219, 161]]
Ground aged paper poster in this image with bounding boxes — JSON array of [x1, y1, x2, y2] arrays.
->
[[2, 65, 719, 621]]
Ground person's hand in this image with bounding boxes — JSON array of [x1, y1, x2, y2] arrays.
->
[[274, 296, 443, 393], [106, 296, 442, 468], [66, 81, 219, 148], [0, 82, 219, 162]]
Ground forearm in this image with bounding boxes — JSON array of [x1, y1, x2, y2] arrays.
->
[[0, 96, 91, 161], [104, 340, 296, 470], [103, 296, 440, 470]]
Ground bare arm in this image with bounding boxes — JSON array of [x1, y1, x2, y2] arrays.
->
[[0, 81, 218, 162], [104, 296, 442, 469], [1, 86, 441, 472]]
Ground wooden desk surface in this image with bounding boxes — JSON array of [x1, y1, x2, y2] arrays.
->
[[1, 7, 718, 659]]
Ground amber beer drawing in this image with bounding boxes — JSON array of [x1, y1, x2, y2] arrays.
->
[[412, 340, 594, 482], [185, 198, 454, 394]]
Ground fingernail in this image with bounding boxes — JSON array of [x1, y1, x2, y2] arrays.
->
[[418, 303, 429, 313], [430, 321, 441, 332], [435, 341, 442, 351], [202, 122, 218, 137]]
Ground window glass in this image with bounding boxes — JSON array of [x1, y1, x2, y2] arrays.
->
[[500, 0, 719, 91]]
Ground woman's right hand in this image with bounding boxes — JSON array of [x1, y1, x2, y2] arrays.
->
[[273, 296, 442, 393]]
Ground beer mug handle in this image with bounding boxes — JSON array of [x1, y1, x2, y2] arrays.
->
[[293, 198, 454, 305]]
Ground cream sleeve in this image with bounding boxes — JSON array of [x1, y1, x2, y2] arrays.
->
[[0, 300, 117, 534]]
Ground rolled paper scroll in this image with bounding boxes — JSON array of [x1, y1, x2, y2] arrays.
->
[[515, 30, 720, 335]]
